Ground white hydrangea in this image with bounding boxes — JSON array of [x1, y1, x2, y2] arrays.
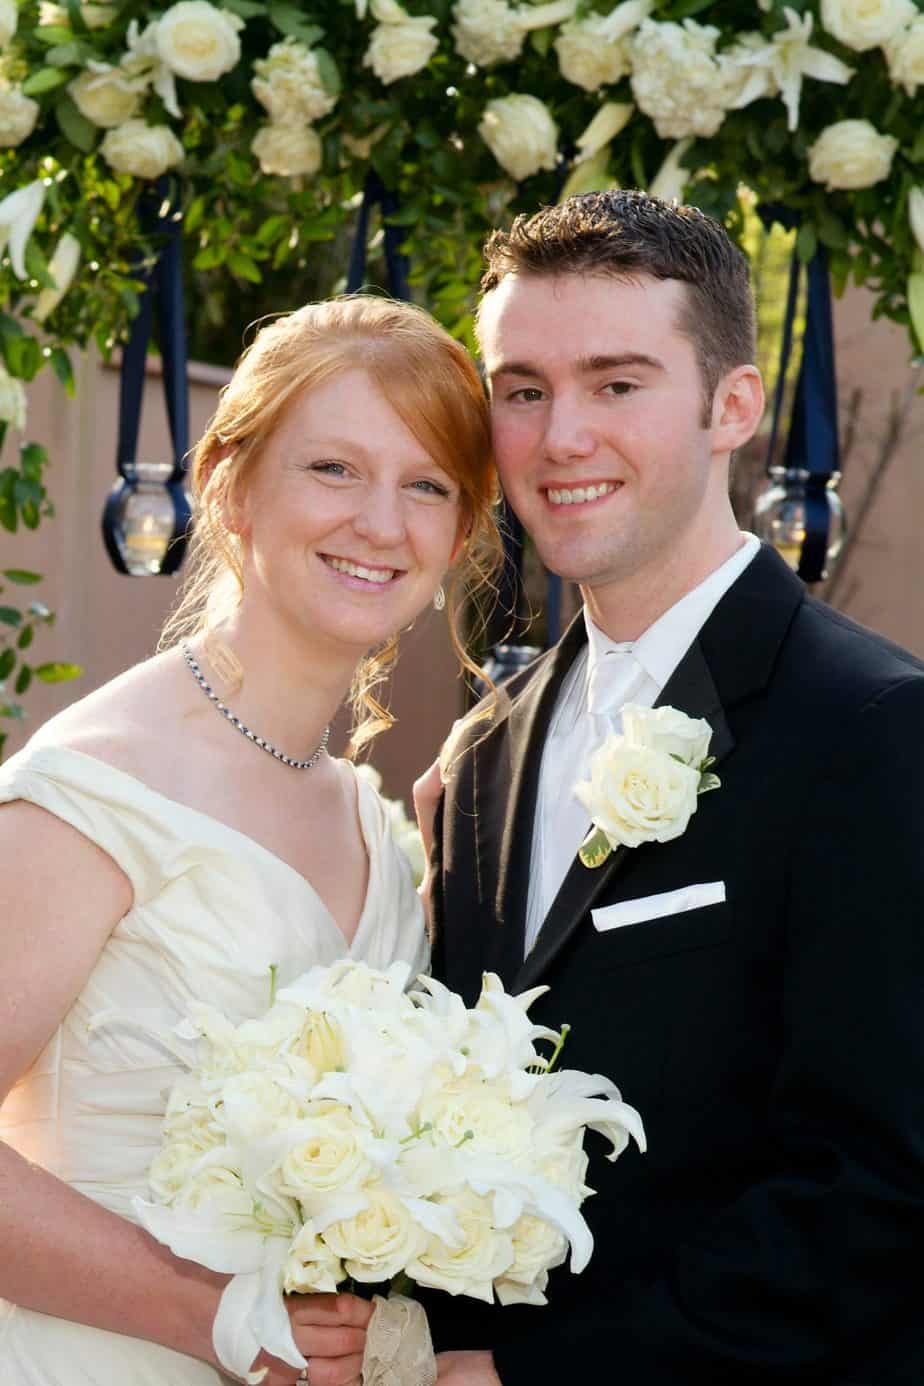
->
[[630, 18, 741, 139], [884, 15, 924, 96], [555, 0, 653, 93], [452, 0, 576, 69], [0, 85, 39, 147], [820, 0, 915, 51], [808, 118, 898, 189], [478, 93, 559, 182], [252, 38, 337, 125], [251, 123, 322, 178], [100, 119, 185, 179]]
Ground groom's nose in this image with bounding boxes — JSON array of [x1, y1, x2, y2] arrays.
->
[[542, 396, 596, 464]]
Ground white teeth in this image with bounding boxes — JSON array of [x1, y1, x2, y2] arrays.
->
[[326, 556, 396, 583], [547, 482, 618, 506]]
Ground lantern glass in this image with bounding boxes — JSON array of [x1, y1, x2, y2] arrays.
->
[[110, 461, 177, 576], [753, 468, 846, 578]]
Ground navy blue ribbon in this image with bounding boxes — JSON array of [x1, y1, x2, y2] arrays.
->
[[345, 169, 410, 299], [103, 180, 192, 576], [759, 205, 841, 583]]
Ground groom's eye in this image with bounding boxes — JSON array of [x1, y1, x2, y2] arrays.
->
[[509, 387, 544, 402]]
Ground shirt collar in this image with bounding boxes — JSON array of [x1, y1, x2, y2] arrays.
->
[[584, 532, 760, 697]]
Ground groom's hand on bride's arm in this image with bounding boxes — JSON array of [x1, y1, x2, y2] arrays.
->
[[437, 1349, 502, 1384]]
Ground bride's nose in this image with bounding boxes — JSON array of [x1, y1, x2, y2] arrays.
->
[[351, 484, 407, 548]]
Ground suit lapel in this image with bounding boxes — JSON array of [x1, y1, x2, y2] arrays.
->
[[475, 614, 587, 982], [513, 545, 804, 992]]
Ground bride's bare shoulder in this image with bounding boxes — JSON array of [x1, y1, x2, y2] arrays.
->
[[28, 649, 189, 777]]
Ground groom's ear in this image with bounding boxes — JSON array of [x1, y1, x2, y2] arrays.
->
[[710, 365, 765, 456]]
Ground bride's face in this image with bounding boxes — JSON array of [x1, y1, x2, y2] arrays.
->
[[235, 368, 464, 655]]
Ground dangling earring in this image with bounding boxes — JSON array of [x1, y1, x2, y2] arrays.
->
[[433, 584, 446, 612]]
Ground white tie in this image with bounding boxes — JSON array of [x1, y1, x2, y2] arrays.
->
[[587, 644, 644, 719]]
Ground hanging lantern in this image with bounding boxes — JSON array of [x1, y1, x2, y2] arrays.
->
[[102, 183, 191, 576], [753, 467, 846, 578]]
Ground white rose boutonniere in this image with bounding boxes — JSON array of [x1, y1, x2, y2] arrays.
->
[[575, 704, 720, 868]]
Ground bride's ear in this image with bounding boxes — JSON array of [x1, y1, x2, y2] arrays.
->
[[203, 446, 247, 537]]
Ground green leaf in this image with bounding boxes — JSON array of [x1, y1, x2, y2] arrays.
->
[[22, 66, 72, 96], [14, 664, 31, 696], [0, 702, 26, 721], [796, 224, 817, 263], [222, 0, 266, 14], [192, 244, 225, 270], [578, 826, 614, 870], [50, 347, 76, 396], [255, 214, 290, 245], [268, 2, 322, 41], [0, 607, 22, 628], [699, 772, 722, 794], [33, 25, 75, 44], [46, 41, 88, 67], [55, 94, 99, 153], [314, 48, 341, 99], [35, 662, 83, 684], [911, 125, 924, 164], [2, 570, 42, 585], [20, 443, 48, 480], [227, 251, 262, 282], [0, 649, 14, 680], [16, 625, 33, 650], [3, 334, 43, 382], [184, 195, 206, 234], [529, 27, 552, 57]]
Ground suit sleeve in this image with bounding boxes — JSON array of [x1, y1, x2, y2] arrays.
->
[[489, 676, 924, 1385]]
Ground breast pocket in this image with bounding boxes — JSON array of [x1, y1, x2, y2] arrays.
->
[[590, 882, 732, 964]]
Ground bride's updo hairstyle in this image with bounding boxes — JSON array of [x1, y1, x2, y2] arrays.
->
[[161, 295, 501, 754]]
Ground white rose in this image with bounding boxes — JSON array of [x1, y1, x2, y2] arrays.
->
[[155, 0, 243, 81], [418, 1074, 534, 1160], [322, 1185, 427, 1281], [479, 94, 558, 182], [884, 16, 924, 96], [555, 20, 632, 92], [808, 118, 898, 190], [0, 364, 26, 430], [0, 0, 17, 46], [363, 11, 438, 84], [493, 1212, 567, 1304], [251, 123, 322, 178], [0, 85, 39, 148], [216, 1070, 305, 1144], [820, 0, 915, 50], [630, 19, 739, 139], [909, 186, 924, 257], [620, 704, 712, 768], [575, 739, 701, 850], [283, 1223, 344, 1294], [101, 120, 184, 178], [39, 2, 116, 26], [69, 66, 144, 128], [277, 1111, 373, 1199], [176, 1164, 253, 1218], [408, 1191, 515, 1302], [252, 38, 337, 124], [148, 1139, 211, 1201]]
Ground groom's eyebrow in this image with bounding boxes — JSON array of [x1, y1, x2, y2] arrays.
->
[[490, 352, 665, 380]]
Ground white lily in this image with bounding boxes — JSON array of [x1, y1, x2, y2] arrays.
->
[[124, 19, 181, 118], [0, 180, 45, 280], [467, 972, 558, 1078], [558, 146, 616, 202], [727, 8, 853, 132], [576, 101, 634, 161], [649, 137, 694, 202], [595, 0, 655, 42], [133, 1192, 304, 1383], [909, 187, 924, 259], [34, 232, 81, 322], [528, 1068, 647, 1161]]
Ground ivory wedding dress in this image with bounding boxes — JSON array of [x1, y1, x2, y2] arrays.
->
[[0, 745, 429, 1385]]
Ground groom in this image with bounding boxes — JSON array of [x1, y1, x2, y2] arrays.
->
[[419, 191, 924, 1384]]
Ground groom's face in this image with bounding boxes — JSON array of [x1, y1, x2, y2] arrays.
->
[[479, 271, 725, 595]]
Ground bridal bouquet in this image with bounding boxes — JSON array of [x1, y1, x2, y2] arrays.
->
[[135, 960, 645, 1382]]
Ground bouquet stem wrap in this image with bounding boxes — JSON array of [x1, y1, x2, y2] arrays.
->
[[362, 1294, 437, 1386]]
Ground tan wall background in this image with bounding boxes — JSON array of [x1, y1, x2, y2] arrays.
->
[[4, 282, 923, 807]]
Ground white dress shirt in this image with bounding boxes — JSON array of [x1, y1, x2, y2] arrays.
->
[[523, 534, 760, 956]]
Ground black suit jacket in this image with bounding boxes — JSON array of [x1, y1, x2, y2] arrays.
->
[[425, 546, 924, 1384]]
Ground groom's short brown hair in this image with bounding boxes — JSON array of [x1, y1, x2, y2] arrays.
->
[[479, 190, 756, 424]]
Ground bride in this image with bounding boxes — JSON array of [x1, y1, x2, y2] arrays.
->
[[0, 296, 498, 1385]]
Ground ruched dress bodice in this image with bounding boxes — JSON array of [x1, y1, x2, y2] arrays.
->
[[0, 745, 429, 1384]]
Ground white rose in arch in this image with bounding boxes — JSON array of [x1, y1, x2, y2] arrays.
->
[[0, 0, 17, 47], [101, 120, 184, 178], [0, 364, 26, 431], [251, 123, 322, 178], [808, 119, 898, 190], [884, 15, 924, 97], [363, 0, 438, 84], [155, 0, 243, 81], [0, 85, 39, 148], [479, 94, 559, 182], [820, 0, 915, 51], [69, 66, 144, 128], [252, 38, 337, 125]]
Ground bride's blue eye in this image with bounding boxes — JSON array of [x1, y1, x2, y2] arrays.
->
[[409, 479, 451, 497], [309, 461, 347, 476]]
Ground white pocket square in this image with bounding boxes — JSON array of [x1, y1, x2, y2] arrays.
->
[[592, 881, 726, 932]]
